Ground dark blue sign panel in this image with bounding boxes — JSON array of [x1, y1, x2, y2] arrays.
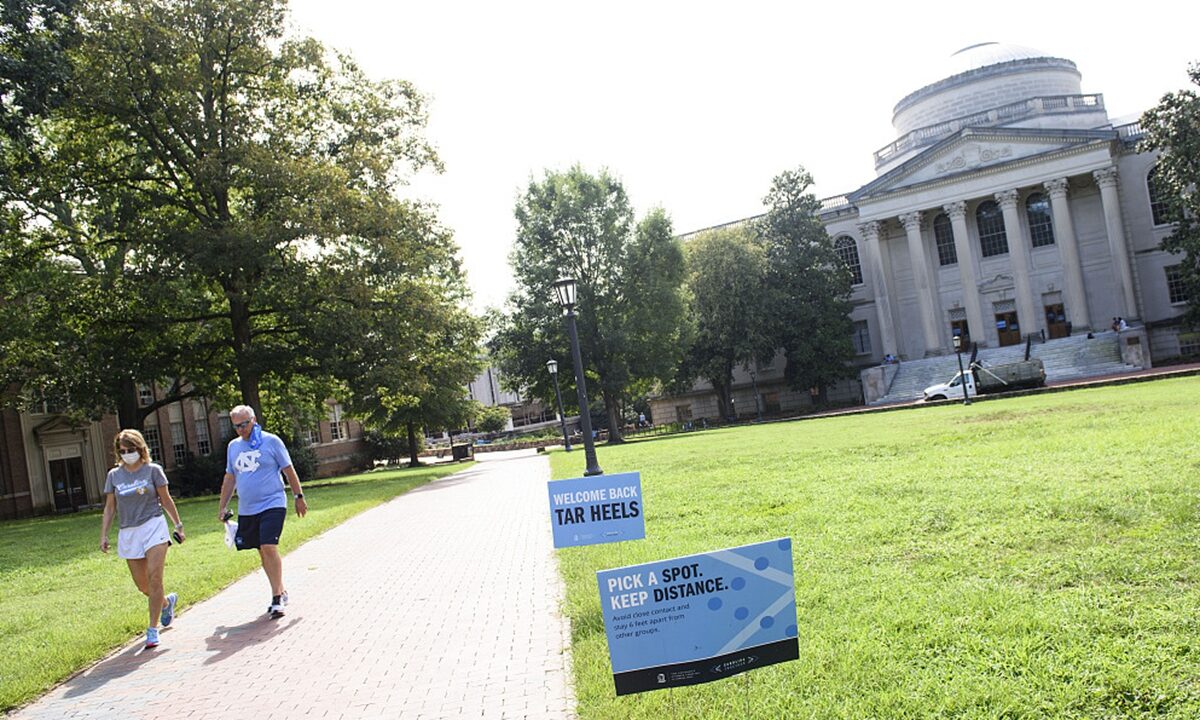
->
[[548, 472, 645, 548], [596, 538, 798, 695]]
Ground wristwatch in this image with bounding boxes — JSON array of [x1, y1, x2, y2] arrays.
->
[[295, 493, 304, 500]]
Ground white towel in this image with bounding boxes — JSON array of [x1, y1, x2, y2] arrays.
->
[[224, 521, 238, 549]]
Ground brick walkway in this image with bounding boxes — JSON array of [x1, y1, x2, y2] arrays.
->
[[14, 450, 576, 720]]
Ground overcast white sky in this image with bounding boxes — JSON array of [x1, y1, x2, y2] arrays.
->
[[287, 0, 1199, 313]]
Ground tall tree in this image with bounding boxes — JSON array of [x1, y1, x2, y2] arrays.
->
[[2, 0, 461, 432], [494, 166, 686, 442], [1141, 62, 1200, 330], [680, 226, 774, 420], [758, 166, 855, 399]]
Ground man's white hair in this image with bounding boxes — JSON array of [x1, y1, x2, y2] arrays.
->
[[230, 404, 256, 419]]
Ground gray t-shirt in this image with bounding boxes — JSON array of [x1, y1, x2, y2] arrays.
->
[[103, 463, 169, 529]]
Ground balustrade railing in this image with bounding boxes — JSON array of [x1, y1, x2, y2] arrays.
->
[[874, 94, 1106, 167]]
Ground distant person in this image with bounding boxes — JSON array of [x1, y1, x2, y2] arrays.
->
[[1118, 317, 1128, 331], [1111, 317, 1120, 332], [217, 405, 306, 619], [99, 429, 185, 649], [637, 411, 646, 428]]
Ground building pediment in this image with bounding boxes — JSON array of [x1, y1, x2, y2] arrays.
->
[[850, 127, 1116, 202]]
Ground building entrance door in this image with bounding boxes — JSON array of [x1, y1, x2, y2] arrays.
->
[[995, 311, 1021, 346], [1044, 303, 1069, 339], [50, 456, 88, 512], [950, 320, 971, 349]]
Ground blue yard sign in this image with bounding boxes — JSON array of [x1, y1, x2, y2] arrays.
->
[[596, 538, 798, 695], [547, 471, 645, 548]]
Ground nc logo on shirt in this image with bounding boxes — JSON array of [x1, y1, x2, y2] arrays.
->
[[233, 450, 263, 474]]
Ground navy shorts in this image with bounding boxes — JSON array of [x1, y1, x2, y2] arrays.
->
[[235, 507, 286, 550]]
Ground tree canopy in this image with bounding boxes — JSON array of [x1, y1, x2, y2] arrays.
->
[[0, 0, 477, 434], [492, 165, 686, 442], [1141, 62, 1200, 330], [757, 166, 855, 397]]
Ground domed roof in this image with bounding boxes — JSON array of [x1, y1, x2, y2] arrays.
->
[[943, 42, 1052, 77]]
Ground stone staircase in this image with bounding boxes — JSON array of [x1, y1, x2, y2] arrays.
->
[[870, 330, 1134, 404]]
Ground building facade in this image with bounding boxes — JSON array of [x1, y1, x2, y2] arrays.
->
[[653, 43, 1192, 424], [0, 387, 367, 521]]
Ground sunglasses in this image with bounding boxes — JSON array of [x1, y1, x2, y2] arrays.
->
[[234, 420, 252, 430], [119, 446, 137, 453]]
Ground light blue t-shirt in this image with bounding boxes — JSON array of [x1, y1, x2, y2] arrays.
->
[[225, 431, 293, 515]]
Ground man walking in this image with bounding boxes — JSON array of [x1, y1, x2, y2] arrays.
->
[[218, 404, 307, 618]]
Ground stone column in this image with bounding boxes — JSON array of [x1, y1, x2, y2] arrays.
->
[[859, 220, 898, 358], [1093, 166, 1138, 318], [944, 201, 987, 346], [899, 211, 941, 355], [1043, 178, 1090, 330], [996, 189, 1041, 337]]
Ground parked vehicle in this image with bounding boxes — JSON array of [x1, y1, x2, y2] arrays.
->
[[923, 358, 1046, 401]]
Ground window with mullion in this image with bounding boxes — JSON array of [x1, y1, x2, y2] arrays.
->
[[976, 201, 1009, 257], [1148, 166, 1170, 226], [1026, 193, 1055, 247], [835, 236, 863, 285], [933, 213, 957, 265]]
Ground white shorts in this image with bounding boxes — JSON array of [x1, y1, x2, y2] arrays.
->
[[117, 515, 170, 559]]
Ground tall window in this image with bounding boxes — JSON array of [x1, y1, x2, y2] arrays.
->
[[301, 427, 321, 446], [933, 213, 957, 265], [195, 419, 211, 456], [1025, 193, 1055, 247], [1166, 264, 1188, 304], [137, 384, 154, 407], [851, 320, 872, 355], [217, 415, 233, 441], [976, 201, 1009, 257], [835, 236, 863, 285], [1148, 166, 1170, 226], [171, 421, 187, 466], [328, 404, 347, 442], [144, 426, 162, 463]]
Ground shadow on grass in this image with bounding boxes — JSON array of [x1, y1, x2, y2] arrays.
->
[[0, 467, 452, 575], [62, 643, 170, 699], [204, 616, 302, 665]]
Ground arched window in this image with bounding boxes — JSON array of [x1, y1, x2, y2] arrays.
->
[[976, 201, 1009, 257], [835, 236, 863, 285], [1026, 193, 1055, 247], [1148, 166, 1170, 226], [933, 213, 957, 265]]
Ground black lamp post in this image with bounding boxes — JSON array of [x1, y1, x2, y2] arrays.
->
[[546, 359, 572, 452], [953, 334, 971, 406], [553, 277, 603, 476], [750, 367, 762, 422]]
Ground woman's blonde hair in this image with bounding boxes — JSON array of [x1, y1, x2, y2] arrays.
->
[[113, 429, 151, 466]]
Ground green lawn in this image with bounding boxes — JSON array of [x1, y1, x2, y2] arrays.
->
[[551, 377, 1200, 719], [0, 462, 465, 711]]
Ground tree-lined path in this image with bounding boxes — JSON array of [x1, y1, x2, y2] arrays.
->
[[13, 451, 575, 720]]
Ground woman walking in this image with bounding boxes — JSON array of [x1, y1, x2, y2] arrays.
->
[[98, 429, 185, 648]]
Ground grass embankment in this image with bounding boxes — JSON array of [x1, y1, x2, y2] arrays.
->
[[0, 462, 464, 711], [551, 378, 1200, 719]]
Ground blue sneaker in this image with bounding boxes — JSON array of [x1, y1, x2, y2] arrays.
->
[[145, 627, 159, 649], [160, 592, 177, 627]]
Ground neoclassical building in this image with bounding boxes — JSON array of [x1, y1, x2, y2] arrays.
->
[[652, 42, 1191, 424]]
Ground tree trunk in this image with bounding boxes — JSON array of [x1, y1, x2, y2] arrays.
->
[[603, 389, 624, 444], [116, 377, 140, 430], [229, 294, 261, 413], [406, 421, 421, 467]]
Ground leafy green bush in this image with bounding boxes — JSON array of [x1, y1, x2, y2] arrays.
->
[[476, 405, 511, 434], [363, 430, 423, 465], [173, 450, 226, 497], [289, 438, 318, 482]]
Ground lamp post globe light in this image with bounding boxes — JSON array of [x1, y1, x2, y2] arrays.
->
[[953, 334, 971, 406], [546, 359, 572, 452], [552, 277, 603, 476]]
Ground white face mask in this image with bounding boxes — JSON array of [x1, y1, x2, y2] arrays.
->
[[120, 451, 141, 465]]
